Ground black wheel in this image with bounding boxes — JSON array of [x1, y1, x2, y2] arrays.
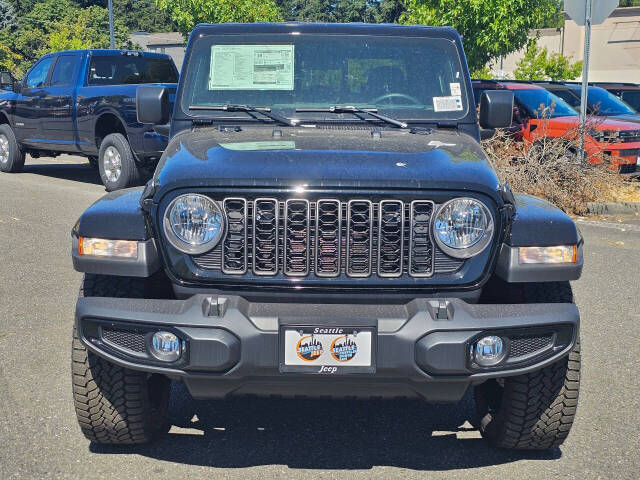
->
[[474, 282, 581, 450], [0, 123, 25, 173], [71, 274, 171, 445], [98, 133, 140, 191]]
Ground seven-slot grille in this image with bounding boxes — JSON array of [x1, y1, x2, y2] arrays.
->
[[192, 197, 457, 279]]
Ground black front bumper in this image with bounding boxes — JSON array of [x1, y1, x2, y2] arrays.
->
[[76, 294, 579, 402]]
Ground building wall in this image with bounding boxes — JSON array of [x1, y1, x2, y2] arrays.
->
[[492, 7, 640, 82]]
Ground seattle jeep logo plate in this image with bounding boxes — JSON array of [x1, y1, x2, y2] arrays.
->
[[281, 326, 375, 374]]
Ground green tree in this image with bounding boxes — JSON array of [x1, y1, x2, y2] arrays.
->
[[0, 0, 17, 30], [0, 41, 22, 76], [154, 0, 283, 37], [46, 6, 131, 53], [514, 39, 582, 81], [402, 0, 561, 72], [113, 0, 176, 33]]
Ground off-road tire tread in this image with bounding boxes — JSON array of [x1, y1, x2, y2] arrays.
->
[[476, 281, 581, 450], [72, 274, 169, 444]]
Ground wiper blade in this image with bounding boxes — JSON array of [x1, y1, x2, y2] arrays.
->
[[296, 105, 408, 129], [189, 104, 297, 127]]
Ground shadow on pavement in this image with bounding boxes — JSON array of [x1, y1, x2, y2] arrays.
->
[[89, 383, 561, 470], [22, 162, 103, 186]]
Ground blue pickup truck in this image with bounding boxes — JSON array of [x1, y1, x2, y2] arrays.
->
[[0, 50, 178, 190]]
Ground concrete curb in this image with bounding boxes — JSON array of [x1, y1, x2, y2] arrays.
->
[[586, 202, 640, 215]]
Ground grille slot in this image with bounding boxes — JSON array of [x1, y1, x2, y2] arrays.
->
[[346, 200, 373, 277], [102, 328, 147, 353], [315, 199, 342, 277], [222, 198, 247, 274], [252, 198, 279, 275], [509, 334, 554, 358], [409, 201, 435, 277], [284, 199, 310, 276], [378, 200, 404, 277]]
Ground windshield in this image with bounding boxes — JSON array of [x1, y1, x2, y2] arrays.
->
[[621, 91, 640, 111], [583, 86, 637, 115], [513, 88, 578, 118], [180, 34, 470, 122]]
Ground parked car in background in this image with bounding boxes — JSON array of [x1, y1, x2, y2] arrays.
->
[[593, 82, 640, 112], [548, 83, 640, 121], [472, 80, 640, 173], [0, 50, 178, 191]]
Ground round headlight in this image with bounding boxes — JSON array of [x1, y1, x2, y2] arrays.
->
[[433, 198, 493, 258], [163, 194, 225, 254]]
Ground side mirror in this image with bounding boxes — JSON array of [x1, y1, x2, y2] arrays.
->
[[479, 90, 514, 129], [136, 86, 170, 125], [0, 71, 15, 91]]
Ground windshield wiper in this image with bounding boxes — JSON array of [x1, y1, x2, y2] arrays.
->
[[296, 105, 408, 129], [189, 104, 297, 127]]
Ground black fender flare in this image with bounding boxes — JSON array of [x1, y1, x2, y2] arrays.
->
[[496, 194, 583, 282], [71, 187, 160, 277]]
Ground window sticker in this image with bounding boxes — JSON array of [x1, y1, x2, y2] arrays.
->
[[433, 96, 463, 112], [450, 82, 461, 96], [209, 45, 294, 90]]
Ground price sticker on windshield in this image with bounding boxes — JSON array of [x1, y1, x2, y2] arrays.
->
[[209, 44, 294, 91], [433, 96, 463, 112]]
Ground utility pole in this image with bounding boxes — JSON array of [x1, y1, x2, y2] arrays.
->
[[564, 0, 619, 165], [108, 0, 115, 49], [577, 0, 592, 166]]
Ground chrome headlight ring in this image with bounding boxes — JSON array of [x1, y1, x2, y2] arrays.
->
[[432, 197, 494, 259], [163, 193, 226, 255]]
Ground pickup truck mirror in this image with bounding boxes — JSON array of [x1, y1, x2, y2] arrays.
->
[[479, 90, 514, 129], [137, 86, 170, 125], [0, 71, 15, 91]]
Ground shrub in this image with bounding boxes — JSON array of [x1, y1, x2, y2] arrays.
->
[[482, 124, 637, 215]]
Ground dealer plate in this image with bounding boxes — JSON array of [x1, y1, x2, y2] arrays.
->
[[280, 326, 375, 374]]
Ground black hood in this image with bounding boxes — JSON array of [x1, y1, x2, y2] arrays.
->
[[153, 126, 502, 201]]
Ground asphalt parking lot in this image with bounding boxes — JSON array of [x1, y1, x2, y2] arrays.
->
[[0, 156, 639, 480]]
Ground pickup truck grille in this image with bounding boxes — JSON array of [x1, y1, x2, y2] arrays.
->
[[193, 197, 465, 279]]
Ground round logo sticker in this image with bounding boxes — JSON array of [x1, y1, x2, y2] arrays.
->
[[330, 335, 358, 362], [296, 335, 323, 362]]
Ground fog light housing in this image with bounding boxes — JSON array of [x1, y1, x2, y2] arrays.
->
[[473, 335, 506, 367], [151, 331, 181, 362]]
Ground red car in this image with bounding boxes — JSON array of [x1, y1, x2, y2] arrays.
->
[[473, 80, 640, 172]]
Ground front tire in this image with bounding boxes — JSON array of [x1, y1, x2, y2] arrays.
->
[[0, 123, 25, 173], [98, 133, 140, 191], [474, 282, 581, 450], [71, 274, 171, 444]]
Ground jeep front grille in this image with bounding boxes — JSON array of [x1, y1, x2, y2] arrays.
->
[[191, 197, 464, 280]]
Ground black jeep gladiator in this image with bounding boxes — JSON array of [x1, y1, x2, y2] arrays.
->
[[70, 23, 583, 450]]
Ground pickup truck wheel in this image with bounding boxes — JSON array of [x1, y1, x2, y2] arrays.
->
[[71, 274, 171, 444], [98, 133, 140, 191], [0, 124, 25, 173], [474, 282, 581, 450]]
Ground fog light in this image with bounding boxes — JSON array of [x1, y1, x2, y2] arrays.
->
[[151, 331, 181, 361], [473, 335, 505, 367]]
